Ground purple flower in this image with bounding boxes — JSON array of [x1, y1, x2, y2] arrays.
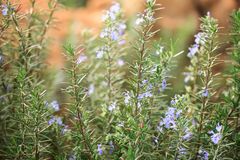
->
[[48, 116, 56, 125], [88, 84, 95, 95], [187, 44, 199, 58], [210, 133, 222, 144], [55, 117, 63, 126], [119, 39, 126, 45], [110, 31, 119, 41], [202, 89, 209, 97], [1, 5, 8, 16], [97, 144, 103, 155], [124, 91, 131, 105], [182, 128, 192, 141], [96, 48, 105, 59], [179, 147, 187, 155], [158, 107, 181, 130], [108, 102, 116, 111], [50, 100, 60, 111], [138, 91, 152, 100], [209, 123, 222, 144], [61, 125, 70, 134], [110, 3, 120, 14], [76, 55, 87, 64], [48, 116, 64, 126], [102, 3, 120, 22], [170, 99, 176, 106], [194, 32, 207, 45], [161, 79, 167, 91], [198, 149, 209, 160], [117, 59, 125, 66]]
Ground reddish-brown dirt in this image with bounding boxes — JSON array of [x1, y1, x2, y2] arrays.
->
[[7, 0, 240, 68]]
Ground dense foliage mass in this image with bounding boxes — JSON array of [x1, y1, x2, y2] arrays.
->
[[0, 0, 240, 159]]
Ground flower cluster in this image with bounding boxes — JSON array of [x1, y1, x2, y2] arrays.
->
[[1, 5, 8, 16], [157, 107, 182, 131], [187, 32, 208, 58], [100, 3, 126, 42]]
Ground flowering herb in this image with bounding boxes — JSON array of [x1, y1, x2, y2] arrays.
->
[[1, 5, 8, 16], [97, 144, 103, 155]]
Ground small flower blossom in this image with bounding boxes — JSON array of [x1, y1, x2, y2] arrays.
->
[[102, 3, 120, 22], [198, 149, 209, 160], [124, 91, 131, 105], [88, 84, 95, 95], [61, 125, 70, 134], [97, 144, 103, 155], [1, 5, 8, 16], [50, 100, 60, 111], [48, 116, 63, 126], [108, 102, 116, 111], [158, 107, 182, 130], [96, 47, 106, 59], [182, 128, 192, 141], [161, 79, 167, 91], [187, 44, 199, 58], [76, 55, 87, 64], [194, 32, 208, 45], [119, 39, 126, 45], [117, 59, 125, 66], [179, 147, 187, 155], [202, 89, 209, 97], [209, 123, 222, 144], [138, 91, 152, 100]]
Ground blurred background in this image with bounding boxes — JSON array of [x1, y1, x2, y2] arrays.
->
[[15, 0, 240, 92]]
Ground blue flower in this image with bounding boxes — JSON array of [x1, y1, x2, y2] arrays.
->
[[138, 91, 152, 100], [158, 107, 182, 130], [108, 102, 116, 111], [202, 89, 209, 97], [97, 144, 103, 155], [1, 5, 8, 16], [198, 149, 209, 160], [96, 47, 105, 59], [194, 32, 208, 45], [187, 44, 199, 58], [161, 79, 167, 91], [50, 100, 60, 111], [48, 116, 64, 126], [76, 55, 87, 64], [48, 116, 55, 125], [124, 91, 131, 105], [182, 128, 192, 141], [88, 84, 95, 95], [117, 59, 125, 66], [209, 123, 222, 145], [179, 147, 187, 155]]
